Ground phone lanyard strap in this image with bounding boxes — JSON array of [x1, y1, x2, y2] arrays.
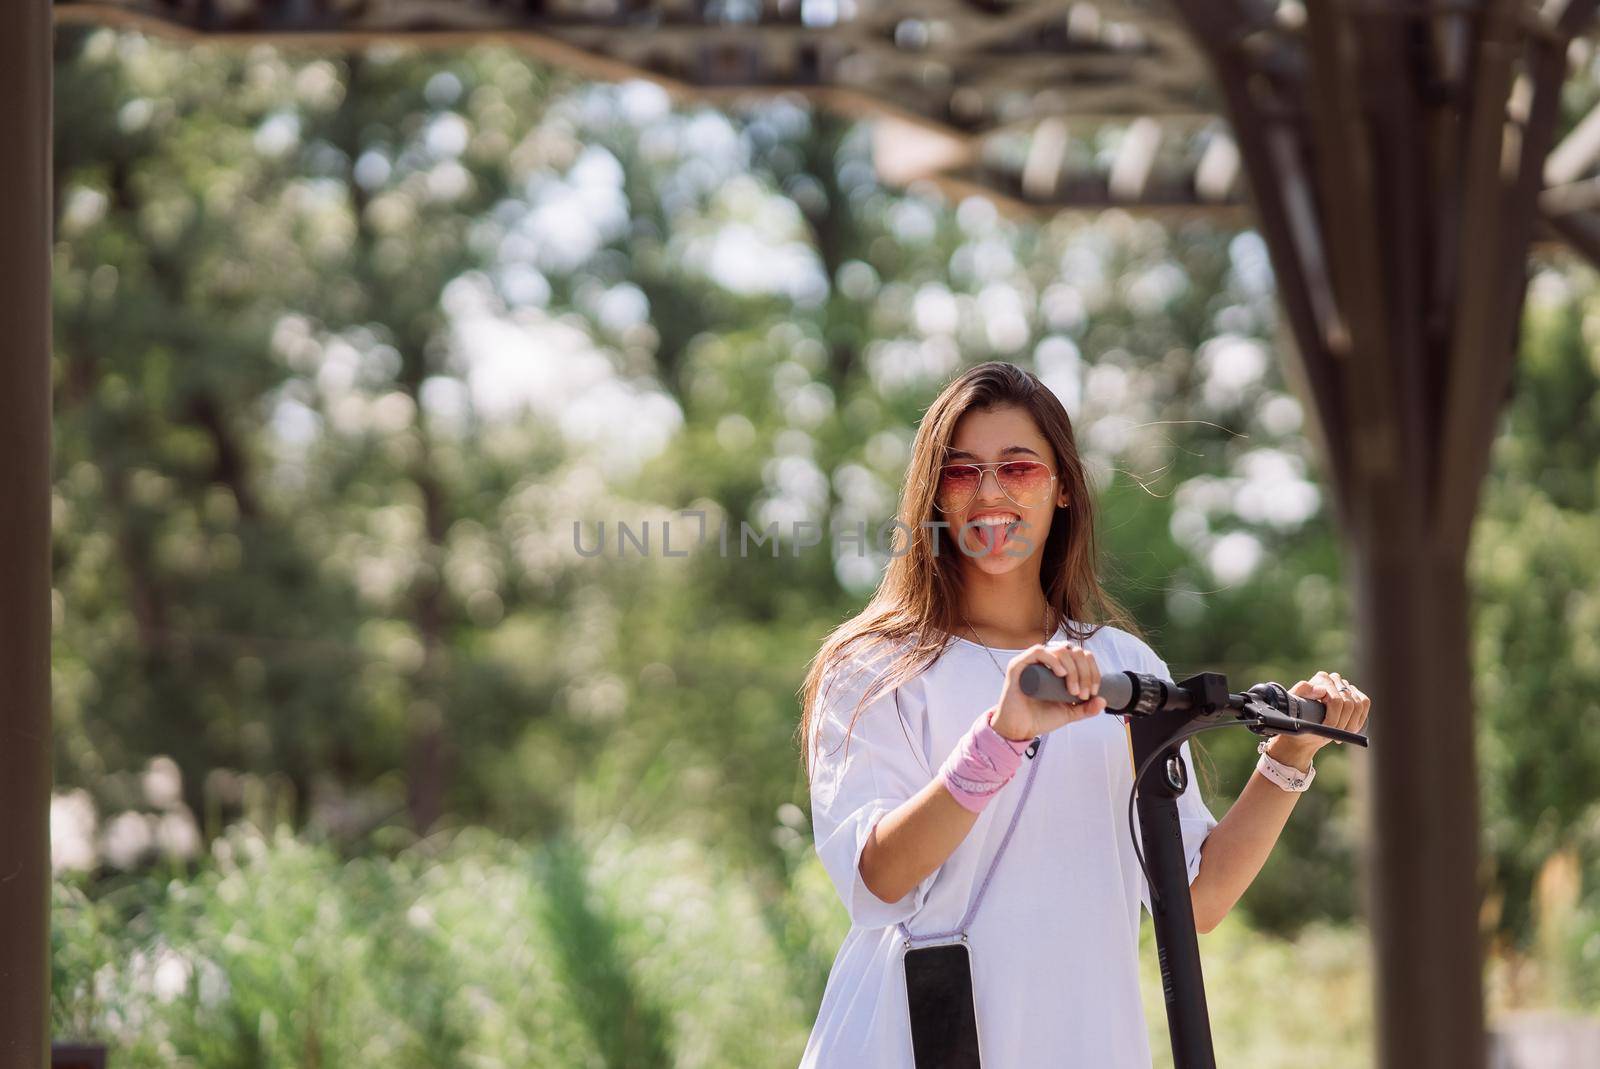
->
[[895, 732, 1048, 950]]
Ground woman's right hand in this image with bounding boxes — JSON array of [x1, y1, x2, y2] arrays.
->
[[990, 641, 1106, 742]]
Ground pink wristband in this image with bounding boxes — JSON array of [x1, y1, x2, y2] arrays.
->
[[938, 708, 1033, 814]]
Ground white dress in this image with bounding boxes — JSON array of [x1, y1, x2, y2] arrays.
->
[[800, 622, 1218, 1068]]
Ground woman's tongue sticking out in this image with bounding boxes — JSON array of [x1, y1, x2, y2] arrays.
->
[[973, 514, 1017, 554]]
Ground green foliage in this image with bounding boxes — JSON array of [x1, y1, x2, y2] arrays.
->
[[1143, 914, 1372, 1068], [54, 822, 825, 1067], [56, 820, 1377, 1067], [1473, 273, 1600, 956], [48, 21, 1600, 1050], [48, 23, 1349, 946]]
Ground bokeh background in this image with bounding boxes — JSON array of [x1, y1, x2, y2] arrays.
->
[[47, 25, 1600, 1066]]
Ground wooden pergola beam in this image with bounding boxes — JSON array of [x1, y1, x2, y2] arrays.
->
[[1167, 0, 1355, 518], [1437, 0, 1600, 545], [1, 1, 53, 1065], [50, 0, 1600, 252]]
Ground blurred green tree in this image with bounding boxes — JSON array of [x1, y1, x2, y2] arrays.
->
[[1473, 271, 1600, 952]]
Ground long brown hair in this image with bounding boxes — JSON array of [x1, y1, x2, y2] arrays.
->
[[796, 361, 1145, 782]]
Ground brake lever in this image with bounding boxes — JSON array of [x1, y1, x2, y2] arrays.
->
[[1242, 700, 1369, 747]]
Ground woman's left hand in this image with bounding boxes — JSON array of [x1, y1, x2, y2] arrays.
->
[[1271, 670, 1371, 765]]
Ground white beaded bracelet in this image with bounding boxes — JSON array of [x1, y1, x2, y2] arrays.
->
[[1255, 738, 1316, 793]]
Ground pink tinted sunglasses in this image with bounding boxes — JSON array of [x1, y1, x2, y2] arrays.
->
[[934, 460, 1057, 513]]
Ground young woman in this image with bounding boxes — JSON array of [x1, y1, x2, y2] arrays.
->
[[796, 362, 1371, 1067]]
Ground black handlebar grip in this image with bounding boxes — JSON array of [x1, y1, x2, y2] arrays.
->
[[1290, 693, 1327, 725], [1019, 663, 1135, 712], [1019, 670, 1346, 736]]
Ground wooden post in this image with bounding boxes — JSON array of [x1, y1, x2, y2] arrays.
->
[[0, 0, 54, 1064], [1164, 2, 1599, 1064]]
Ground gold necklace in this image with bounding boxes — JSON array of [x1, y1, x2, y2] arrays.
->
[[960, 604, 1057, 675]]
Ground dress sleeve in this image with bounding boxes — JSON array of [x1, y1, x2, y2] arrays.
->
[[807, 647, 940, 929], [1138, 650, 1219, 917]]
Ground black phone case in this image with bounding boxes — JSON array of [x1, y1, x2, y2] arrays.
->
[[903, 940, 982, 1068]]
